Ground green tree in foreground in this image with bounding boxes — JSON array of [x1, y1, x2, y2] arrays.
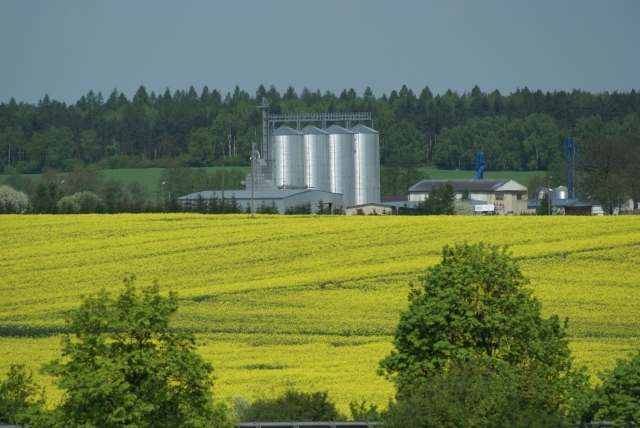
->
[[383, 359, 564, 428], [379, 243, 581, 414], [576, 349, 640, 426], [0, 365, 44, 424], [27, 275, 232, 428], [240, 390, 345, 422]]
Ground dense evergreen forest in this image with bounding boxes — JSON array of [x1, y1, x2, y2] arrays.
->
[[1, 84, 639, 176]]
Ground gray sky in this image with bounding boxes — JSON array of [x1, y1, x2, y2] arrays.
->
[[1, 0, 639, 104]]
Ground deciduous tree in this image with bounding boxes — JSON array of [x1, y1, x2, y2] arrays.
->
[[379, 243, 576, 404], [29, 275, 233, 428]]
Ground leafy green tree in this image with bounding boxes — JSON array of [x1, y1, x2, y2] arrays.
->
[[537, 192, 551, 215], [241, 390, 345, 422], [315, 199, 330, 215], [349, 400, 380, 421], [102, 177, 124, 213], [379, 243, 576, 406], [460, 187, 471, 202], [577, 134, 631, 214], [256, 200, 278, 214], [64, 167, 102, 195], [2, 173, 35, 197], [57, 191, 104, 214], [382, 359, 564, 428], [284, 202, 311, 215], [28, 275, 232, 428], [120, 181, 149, 213], [0, 364, 44, 424], [31, 181, 60, 213], [188, 127, 215, 166], [78, 129, 101, 164], [577, 349, 640, 426], [413, 182, 455, 215]]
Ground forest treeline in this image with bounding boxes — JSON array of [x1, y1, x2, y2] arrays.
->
[[1, 84, 639, 176]]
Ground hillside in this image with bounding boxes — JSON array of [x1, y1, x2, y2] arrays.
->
[[1, 215, 639, 411]]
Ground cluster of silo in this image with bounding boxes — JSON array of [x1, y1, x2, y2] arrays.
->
[[327, 124, 355, 207], [271, 125, 304, 189], [553, 186, 568, 200], [270, 123, 380, 206], [351, 124, 380, 206], [301, 125, 329, 191]]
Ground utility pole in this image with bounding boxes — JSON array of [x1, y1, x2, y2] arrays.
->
[[258, 98, 269, 171], [250, 142, 256, 219], [221, 153, 225, 213], [548, 175, 553, 216], [162, 181, 166, 211]]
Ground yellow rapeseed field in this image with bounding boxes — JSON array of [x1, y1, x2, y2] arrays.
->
[[1, 214, 639, 412]]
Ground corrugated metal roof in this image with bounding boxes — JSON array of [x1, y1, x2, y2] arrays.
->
[[272, 125, 302, 136], [349, 124, 378, 134], [325, 124, 354, 134], [408, 179, 525, 193], [300, 124, 328, 135], [372, 201, 422, 209], [528, 198, 595, 208]]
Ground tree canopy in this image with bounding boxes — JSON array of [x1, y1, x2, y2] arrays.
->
[[28, 275, 232, 428], [1, 85, 639, 178], [0, 365, 44, 424], [576, 349, 640, 426], [239, 390, 345, 422], [379, 243, 574, 396]]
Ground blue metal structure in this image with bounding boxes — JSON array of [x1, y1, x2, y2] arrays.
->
[[566, 137, 575, 198], [549, 137, 584, 198], [474, 151, 486, 179]]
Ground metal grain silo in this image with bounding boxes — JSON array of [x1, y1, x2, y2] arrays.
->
[[300, 125, 329, 191], [326, 124, 355, 207], [553, 186, 568, 200], [272, 125, 303, 189], [350, 124, 380, 205]]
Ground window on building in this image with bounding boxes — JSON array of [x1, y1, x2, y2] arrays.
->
[[517, 194, 523, 200], [495, 194, 504, 201]]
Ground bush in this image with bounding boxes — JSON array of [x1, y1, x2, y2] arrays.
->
[[57, 191, 104, 213], [241, 390, 345, 422], [256, 200, 279, 214], [0, 365, 44, 424], [0, 185, 31, 213], [576, 349, 640, 425], [453, 199, 475, 215], [383, 359, 564, 428], [285, 202, 312, 215]]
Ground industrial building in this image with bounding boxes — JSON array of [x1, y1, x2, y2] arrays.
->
[[177, 189, 343, 215], [265, 120, 380, 207], [179, 99, 381, 214], [408, 179, 529, 215], [528, 186, 605, 215]]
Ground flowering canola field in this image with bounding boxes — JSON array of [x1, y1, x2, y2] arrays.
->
[[1, 214, 639, 412]]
